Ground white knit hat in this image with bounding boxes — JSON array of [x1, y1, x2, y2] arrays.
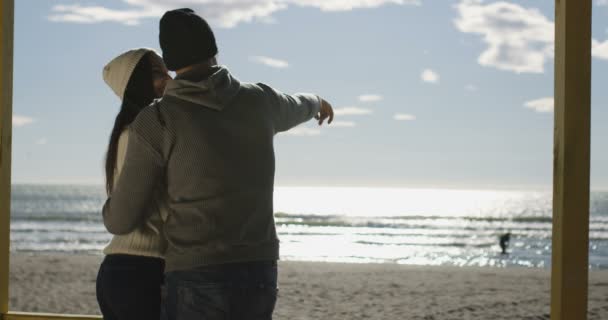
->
[[102, 48, 157, 99]]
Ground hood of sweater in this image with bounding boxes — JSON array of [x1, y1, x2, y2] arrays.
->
[[163, 65, 241, 111]]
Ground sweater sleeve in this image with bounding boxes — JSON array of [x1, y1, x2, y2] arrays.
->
[[102, 105, 169, 235], [258, 83, 322, 134]]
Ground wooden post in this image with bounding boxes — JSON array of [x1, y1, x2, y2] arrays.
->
[[551, 1, 592, 319], [0, 0, 14, 316]]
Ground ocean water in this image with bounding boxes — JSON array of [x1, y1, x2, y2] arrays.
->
[[9, 184, 608, 269]]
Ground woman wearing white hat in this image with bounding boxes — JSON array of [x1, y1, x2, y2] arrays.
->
[[97, 48, 171, 320]]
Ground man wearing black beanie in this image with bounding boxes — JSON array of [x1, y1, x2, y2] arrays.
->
[[159, 8, 218, 71], [101, 7, 334, 320]]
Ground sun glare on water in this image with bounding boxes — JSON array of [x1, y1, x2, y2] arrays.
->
[[273, 187, 548, 218]]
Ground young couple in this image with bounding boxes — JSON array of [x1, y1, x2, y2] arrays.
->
[[96, 8, 334, 320]]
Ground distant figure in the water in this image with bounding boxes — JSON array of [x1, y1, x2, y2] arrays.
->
[[500, 232, 511, 255]]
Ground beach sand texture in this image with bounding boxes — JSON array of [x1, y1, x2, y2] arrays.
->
[[9, 253, 608, 319]]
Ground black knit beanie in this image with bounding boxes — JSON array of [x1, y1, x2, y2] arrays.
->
[[159, 8, 218, 71]]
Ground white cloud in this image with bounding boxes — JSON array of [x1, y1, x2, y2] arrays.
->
[[592, 39, 608, 60], [465, 84, 478, 91], [524, 97, 553, 113], [331, 121, 356, 127], [13, 115, 35, 127], [358, 94, 383, 103], [290, 0, 420, 11], [455, 0, 608, 74], [284, 127, 321, 136], [49, 4, 160, 26], [597, 0, 608, 6], [394, 113, 416, 121], [36, 138, 48, 145], [333, 107, 373, 116], [454, 0, 554, 74], [421, 69, 439, 83], [250, 56, 289, 68], [49, 0, 420, 28]]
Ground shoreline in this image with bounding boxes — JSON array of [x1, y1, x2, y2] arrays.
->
[[10, 251, 608, 271], [8, 253, 608, 319]]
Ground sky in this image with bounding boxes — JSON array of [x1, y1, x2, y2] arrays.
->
[[9, 0, 608, 190]]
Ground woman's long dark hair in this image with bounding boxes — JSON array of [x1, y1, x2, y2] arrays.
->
[[105, 52, 156, 194]]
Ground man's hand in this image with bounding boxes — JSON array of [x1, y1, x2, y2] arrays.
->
[[314, 98, 334, 126]]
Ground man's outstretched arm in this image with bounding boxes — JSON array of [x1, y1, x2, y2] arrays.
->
[[259, 84, 333, 133]]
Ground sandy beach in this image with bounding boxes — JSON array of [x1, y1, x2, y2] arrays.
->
[[8, 253, 608, 319]]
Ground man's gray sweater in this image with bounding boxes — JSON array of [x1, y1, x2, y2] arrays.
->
[[102, 65, 321, 272]]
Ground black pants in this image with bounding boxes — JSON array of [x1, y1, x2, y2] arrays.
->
[[96, 254, 165, 320]]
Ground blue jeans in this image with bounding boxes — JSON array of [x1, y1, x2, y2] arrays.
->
[[161, 260, 278, 320]]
